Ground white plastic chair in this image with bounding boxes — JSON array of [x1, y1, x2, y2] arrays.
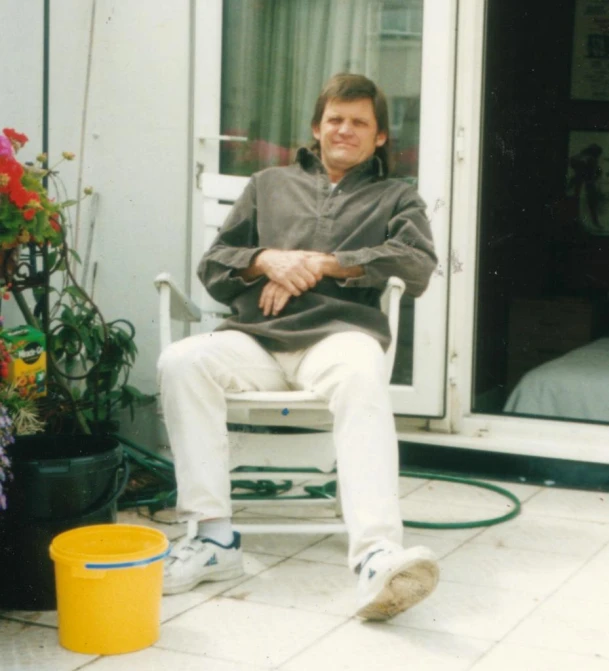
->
[[154, 174, 406, 534], [155, 271, 404, 535]]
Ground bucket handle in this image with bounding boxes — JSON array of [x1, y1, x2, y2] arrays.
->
[[50, 458, 130, 524], [84, 547, 170, 570]]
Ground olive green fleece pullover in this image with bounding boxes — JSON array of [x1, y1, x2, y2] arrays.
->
[[198, 148, 437, 352]]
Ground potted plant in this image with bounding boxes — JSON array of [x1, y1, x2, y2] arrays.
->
[[0, 127, 152, 610], [0, 126, 152, 434]]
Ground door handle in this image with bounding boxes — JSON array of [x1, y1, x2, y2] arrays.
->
[[195, 162, 204, 189], [197, 135, 248, 143]]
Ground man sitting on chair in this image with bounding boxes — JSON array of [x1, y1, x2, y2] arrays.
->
[[158, 73, 439, 620]]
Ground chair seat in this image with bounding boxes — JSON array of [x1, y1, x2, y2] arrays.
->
[[226, 390, 332, 429], [225, 390, 327, 408]]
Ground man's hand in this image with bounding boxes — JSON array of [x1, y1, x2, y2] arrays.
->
[[240, 249, 364, 300], [259, 281, 293, 316], [248, 249, 324, 295]]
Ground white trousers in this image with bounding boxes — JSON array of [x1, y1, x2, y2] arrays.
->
[[157, 329, 404, 570]]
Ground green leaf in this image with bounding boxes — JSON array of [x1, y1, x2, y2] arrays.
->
[[68, 248, 82, 264], [123, 384, 156, 405], [64, 285, 86, 300]]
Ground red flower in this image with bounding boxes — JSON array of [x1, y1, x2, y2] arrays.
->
[[0, 156, 23, 193], [8, 185, 30, 208], [50, 215, 61, 232], [23, 209, 37, 221], [2, 128, 28, 146]]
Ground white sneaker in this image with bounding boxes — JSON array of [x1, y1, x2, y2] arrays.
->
[[163, 524, 244, 595], [355, 545, 439, 621]]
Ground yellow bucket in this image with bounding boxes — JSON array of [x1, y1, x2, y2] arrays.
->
[[50, 524, 169, 655]]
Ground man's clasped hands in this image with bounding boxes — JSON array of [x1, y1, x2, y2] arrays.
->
[[242, 249, 362, 317]]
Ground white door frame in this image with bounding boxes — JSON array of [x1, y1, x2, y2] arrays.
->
[[389, 0, 457, 416]]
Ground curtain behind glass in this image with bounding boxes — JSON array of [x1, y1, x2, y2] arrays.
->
[[220, 0, 423, 385], [221, 0, 382, 175], [221, 0, 422, 180]]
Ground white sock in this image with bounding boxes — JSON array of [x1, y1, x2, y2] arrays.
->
[[197, 518, 234, 546]]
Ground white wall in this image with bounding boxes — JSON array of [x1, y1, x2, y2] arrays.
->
[[2, 1, 193, 402], [0, 2, 48, 339], [1, 2, 45, 152]]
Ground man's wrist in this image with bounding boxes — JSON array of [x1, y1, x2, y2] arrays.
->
[[318, 253, 363, 279], [238, 250, 266, 281]]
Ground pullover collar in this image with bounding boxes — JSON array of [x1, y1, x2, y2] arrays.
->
[[295, 147, 385, 183]]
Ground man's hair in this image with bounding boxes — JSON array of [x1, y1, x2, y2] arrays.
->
[[310, 73, 391, 176]]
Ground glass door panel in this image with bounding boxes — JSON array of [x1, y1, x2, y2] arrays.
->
[[194, 0, 454, 416], [220, 0, 422, 183]]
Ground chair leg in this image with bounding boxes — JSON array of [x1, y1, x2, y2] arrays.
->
[[334, 481, 343, 519]]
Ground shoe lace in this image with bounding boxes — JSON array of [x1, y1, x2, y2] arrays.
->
[[166, 519, 207, 566]]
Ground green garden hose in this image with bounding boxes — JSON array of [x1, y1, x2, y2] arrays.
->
[[117, 436, 521, 530], [400, 471, 520, 529], [229, 466, 521, 529]]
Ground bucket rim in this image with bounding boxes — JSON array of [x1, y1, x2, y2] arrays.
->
[[50, 524, 168, 566], [84, 547, 170, 570]]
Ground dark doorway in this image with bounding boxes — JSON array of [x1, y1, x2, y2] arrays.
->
[[473, 0, 609, 424]]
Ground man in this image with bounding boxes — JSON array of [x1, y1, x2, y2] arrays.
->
[[158, 73, 439, 621]]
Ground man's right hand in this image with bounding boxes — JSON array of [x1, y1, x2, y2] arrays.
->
[[243, 249, 323, 296]]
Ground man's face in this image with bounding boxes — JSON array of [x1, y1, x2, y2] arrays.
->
[[312, 97, 387, 182]]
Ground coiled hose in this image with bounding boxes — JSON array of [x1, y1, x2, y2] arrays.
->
[[117, 435, 521, 530]]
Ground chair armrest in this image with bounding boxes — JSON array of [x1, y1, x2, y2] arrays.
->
[[154, 272, 202, 351], [381, 276, 406, 381]]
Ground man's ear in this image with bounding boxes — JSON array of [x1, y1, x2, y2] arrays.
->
[[375, 132, 388, 147], [312, 125, 321, 141]]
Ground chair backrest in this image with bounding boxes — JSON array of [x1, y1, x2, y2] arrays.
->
[[190, 174, 251, 330], [199, 173, 250, 252]]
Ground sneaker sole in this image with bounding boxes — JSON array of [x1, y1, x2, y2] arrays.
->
[[356, 557, 439, 621], [163, 566, 245, 595]]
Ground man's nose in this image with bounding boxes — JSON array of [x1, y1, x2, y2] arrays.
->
[[337, 121, 354, 136]]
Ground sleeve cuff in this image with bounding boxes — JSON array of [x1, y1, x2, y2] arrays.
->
[[230, 246, 266, 270], [333, 249, 385, 288], [333, 249, 372, 268]]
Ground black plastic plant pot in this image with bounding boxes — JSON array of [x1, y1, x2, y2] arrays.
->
[[0, 434, 127, 611]]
